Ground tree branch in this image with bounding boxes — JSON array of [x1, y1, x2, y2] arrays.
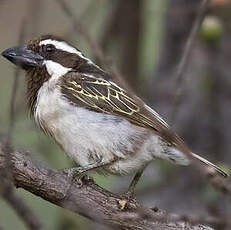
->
[[0, 145, 45, 230], [171, 0, 209, 123], [0, 142, 215, 230]]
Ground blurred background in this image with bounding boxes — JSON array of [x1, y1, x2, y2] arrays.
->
[[0, 0, 231, 229]]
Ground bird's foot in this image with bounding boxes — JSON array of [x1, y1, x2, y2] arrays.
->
[[62, 167, 93, 183], [63, 167, 86, 177], [118, 188, 138, 210], [121, 168, 144, 201], [122, 188, 136, 201]]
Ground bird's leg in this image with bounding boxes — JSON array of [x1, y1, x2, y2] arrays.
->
[[123, 166, 146, 199], [128, 169, 144, 193], [118, 167, 146, 210], [63, 156, 112, 179]]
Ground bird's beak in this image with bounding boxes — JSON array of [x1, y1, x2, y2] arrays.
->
[[1, 45, 44, 70]]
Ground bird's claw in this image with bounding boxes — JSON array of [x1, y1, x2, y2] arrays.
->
[[121, 189, 137, 202], [62, 167, 85, 178]]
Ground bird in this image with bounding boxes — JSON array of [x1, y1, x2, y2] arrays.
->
[[2, 35, 228, 193]]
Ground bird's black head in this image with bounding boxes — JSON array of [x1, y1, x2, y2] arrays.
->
[[2, 35, 99, 113], [2, 35, 93, 71]]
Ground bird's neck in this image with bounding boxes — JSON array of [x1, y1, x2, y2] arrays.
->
[[25, 66, 50, 114], [25, 63, 109, 113]]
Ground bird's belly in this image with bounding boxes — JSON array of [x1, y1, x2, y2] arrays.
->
[[54, 107, 153, 174], [35, 91, 153, 173]]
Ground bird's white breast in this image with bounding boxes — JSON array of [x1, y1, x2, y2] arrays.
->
[[34, 74, 154, 173]]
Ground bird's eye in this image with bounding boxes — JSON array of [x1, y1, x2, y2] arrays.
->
[[45, 44, 56, 53]]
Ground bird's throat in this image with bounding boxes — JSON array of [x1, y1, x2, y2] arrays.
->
[[26, 67, 50, 114]]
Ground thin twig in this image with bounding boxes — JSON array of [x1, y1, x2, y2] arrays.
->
[[55, 0, 105, 65], [170, 0, 210, 123], [209, 173, 231, 196], [7, 18, 26, 145], [54, 0, 128, 89]]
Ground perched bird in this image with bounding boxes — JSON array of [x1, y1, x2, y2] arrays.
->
[[2, 35, 227, 192]]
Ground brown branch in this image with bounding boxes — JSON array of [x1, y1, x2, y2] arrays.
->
[[0, 142, 216, 230], [168, 213, 231, 229], [143, 207, 231, 229], [0, 145, 45, 230], [171, 0, 210, 123], [0, 182, 45, 230]]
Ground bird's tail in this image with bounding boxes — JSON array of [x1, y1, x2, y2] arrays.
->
[[191, 152, 228, 178]]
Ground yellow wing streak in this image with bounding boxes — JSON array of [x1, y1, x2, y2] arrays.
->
[[65, 79, 140, 115], [88, 86, 126, 112], [64, 86, 103, 110], [85, 79, 111, 86]]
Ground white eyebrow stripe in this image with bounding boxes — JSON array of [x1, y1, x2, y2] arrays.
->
[[40, 39, 78, 54], [39, 39, 94, 64]]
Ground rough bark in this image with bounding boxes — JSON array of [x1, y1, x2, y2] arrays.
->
[[0, 143, 213, 230]]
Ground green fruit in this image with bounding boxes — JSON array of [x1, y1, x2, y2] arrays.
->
[[200, 15, 224, 42]]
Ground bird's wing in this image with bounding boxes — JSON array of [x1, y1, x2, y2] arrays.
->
[[60, 72, 189, 151], [59, 71, 228, 178]]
